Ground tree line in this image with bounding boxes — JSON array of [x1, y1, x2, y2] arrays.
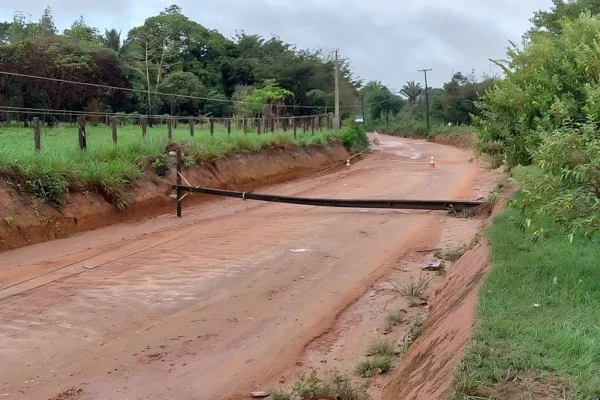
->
[[0, 5, 361, 122]]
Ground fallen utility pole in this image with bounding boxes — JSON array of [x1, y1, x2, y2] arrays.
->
[[171, 185, 484, 217]]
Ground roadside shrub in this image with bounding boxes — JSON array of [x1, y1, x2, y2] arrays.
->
[[341, 121, 369, 151]]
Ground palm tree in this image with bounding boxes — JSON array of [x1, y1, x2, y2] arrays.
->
[[103, 29, 122, 53], [400, 81, 423, 105]]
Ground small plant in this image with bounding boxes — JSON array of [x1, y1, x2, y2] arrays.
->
[[393, 274, 432, 299], [355, 356, 393, 377], [284, 369, 371, 400], [366, 340, 393, 357], [383, 308, 406, 333], [3, 216, 14, 226], [397, 315, 424, 355], [270, 389, 292, 400], [434, 244, 469, 263]]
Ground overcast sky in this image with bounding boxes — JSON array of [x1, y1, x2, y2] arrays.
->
[[0, 0, 553, 89]]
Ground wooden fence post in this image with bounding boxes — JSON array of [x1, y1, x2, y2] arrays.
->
[[271, 118, 275, 133], [33, 117, 41, 152], [189, 117, 194, 137], [282, 118, 287, 132], [257, 118, 262, 135], [176, 150, 182, 218], [174, 118, 178, 129], [311, 117, 315, 135], [243, 118, 248, 135], [167, 115, 172, 141], [141, 115, 147, 137], [209, 119, 214, 136], [110, 116, 118, 144], [227, 119, 231, 135], [319, 116, 323, 132], [77, 116, 87, 151], [293, 119, 297, 139]]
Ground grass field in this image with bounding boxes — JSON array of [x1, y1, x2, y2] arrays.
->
[[0, 122, 344, 208], [454, 185, 600, 399]]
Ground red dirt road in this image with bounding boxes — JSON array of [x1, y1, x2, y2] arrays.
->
[[0, 136, 487, 400]]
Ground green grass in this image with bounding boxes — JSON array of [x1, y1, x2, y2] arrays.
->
[[366, 339, 393, 357], [0, 122, 345, 208], [355, 356, 393, 377], [454, 207, 600, 399], [366, 119, 477, 139]]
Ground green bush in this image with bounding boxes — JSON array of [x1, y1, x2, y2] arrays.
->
[[341, 121, 369, 151]]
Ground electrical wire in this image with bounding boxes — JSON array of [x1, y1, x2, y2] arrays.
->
[[0, 70, 392, 110]]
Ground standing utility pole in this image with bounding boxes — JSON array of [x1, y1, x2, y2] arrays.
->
[[334, 49, 340, 129], [418, 68, 432, 133], [361, 94, 366, 124]]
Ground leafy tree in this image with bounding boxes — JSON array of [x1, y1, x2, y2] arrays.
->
[[400, 81, 423, 105], [476, 14, 600, 167], [64, 17, 102, 46], [531, 0, 600, 34], [203, 91, 231, 117], [158, 71, 206, 115], [37, 6, 56, 38], [243, 79, 292, 117]]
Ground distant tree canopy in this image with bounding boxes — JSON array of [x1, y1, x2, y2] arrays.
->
[[531, 0, 600, 34], [0, 5, 361, 118]]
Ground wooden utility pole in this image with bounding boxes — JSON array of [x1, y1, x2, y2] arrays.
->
[[334, 49, 340, 130], [361, 94, 366, 124], [419, 68, 433, 133]]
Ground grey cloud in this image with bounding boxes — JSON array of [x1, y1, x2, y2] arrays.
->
[[0, 0, 554, 88]]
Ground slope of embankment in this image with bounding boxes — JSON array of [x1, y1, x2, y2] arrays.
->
[[379, 185, 504, 400], [0, 142, 349, 251]]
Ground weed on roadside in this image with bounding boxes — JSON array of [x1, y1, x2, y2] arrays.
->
[[366, 340, 393, 357], [355, 356, 393, 377], [279, 369, 371, 400], [392, 274, 432, 299], [397, 315, 424, 355], [383, 308, 406, 334], [434, 244, 469, 263]]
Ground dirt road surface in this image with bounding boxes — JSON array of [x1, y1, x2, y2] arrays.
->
[[0, 135, 492, 400]]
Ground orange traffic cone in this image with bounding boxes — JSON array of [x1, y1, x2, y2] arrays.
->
[[430, 156, 435, 168], [346, 158, 351, 169]]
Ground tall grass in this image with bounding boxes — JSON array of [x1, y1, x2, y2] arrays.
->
[[454, 205, 600, 399], [0, 123, 344, 207]]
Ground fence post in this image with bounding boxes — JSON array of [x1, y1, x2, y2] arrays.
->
[[271, 118, 275, 133], [243, 118, 248, 135], [282, 118, 287, 133], [189, 117, 194, 137], [174, 118, 178, 129], [257, 118, 261, 135], [110, 116, 118, 144], [167, 115, 172, 141], [77, 116, 87, 151], [33, 117, 41, 152], [311, 117, 315, 135], [319, 116, 323, 132], [303, 118, 307, 134], [141, 115, 147, 137], [227, 119, 231, 136], [293, 119, 297, 139], [176, 150, 182, 218], [209, 119, 214, 136]]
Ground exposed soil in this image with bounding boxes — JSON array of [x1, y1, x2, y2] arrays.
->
[[0, 143, 349, 251], [428, 131, 475, 149], [0, 135, 501, 400]]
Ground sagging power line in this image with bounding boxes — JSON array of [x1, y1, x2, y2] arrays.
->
[[0, 70, 392, 111]]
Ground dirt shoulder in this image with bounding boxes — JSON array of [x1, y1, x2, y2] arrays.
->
[[0, 142, 349, 252]]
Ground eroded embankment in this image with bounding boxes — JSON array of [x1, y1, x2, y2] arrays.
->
[[380, 202, 504, 400], [0, 142, 349, 251]]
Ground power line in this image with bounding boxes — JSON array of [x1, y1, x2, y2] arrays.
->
[[418, 68, 432, 133], [0, 70, 386, 110]]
